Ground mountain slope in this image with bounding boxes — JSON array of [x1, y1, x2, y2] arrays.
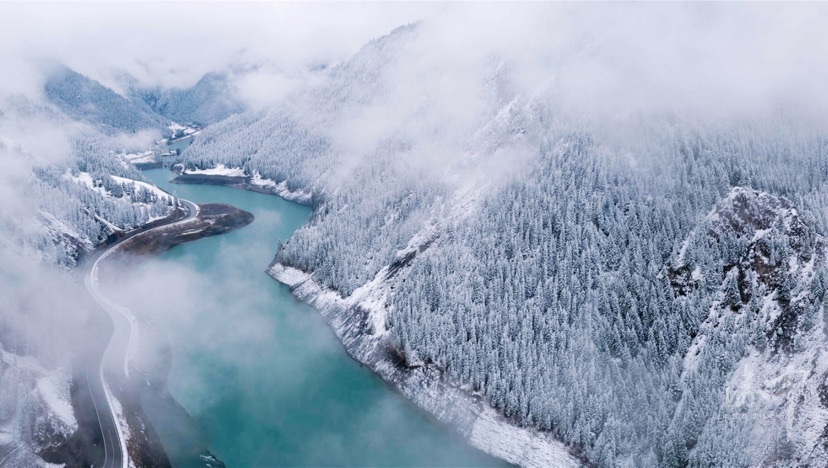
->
[[175, 21, 828, 467], [44, 65, 169, 134], [668, 187, 828, 466]]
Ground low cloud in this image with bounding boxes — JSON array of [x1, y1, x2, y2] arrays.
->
[[0, 3, 827, 462], [2, 3, 825, 125], [110, 128, 163, 152], [233, 68, 316, 110], [0, 2, 439, 98]]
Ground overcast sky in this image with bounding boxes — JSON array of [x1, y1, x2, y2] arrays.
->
[[0, 2, 439, 97], [3, 2, 825, 117], [3, 2, 826, 197]]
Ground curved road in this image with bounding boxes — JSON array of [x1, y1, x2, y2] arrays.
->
[[82, 199, 199, 468]]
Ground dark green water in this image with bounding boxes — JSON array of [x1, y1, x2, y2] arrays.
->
[[124, 168, 502, 467]]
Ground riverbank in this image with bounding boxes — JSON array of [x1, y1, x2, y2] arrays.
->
[[97, 203, 253, 267], [171, 170, 313, 205]]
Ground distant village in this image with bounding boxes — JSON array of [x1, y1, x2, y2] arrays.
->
[[121, 123, 203, 169]]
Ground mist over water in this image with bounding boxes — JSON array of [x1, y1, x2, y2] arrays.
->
[[104, 168, 501, 466]]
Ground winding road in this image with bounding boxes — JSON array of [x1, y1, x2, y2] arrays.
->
[[81, 199, 199, 468]]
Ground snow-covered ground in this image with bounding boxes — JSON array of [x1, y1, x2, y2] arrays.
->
[[111, 175, 170, 201], [180, 166, 314, 204], [672, 187, 828, 465], [167, 123, 201, 138], [183, 164, 245, 177], [0, 349, 77, 466], [250, 173, 313, 204], [65, 171, 169, 199], [36, 373, 77, 432], [103, 382, 132, 468], [64, 170, 173, 225]]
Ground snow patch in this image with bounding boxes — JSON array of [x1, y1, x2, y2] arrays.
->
[[121, 151, 156, 164], [470, 408, 579, 468], [677, 231, 693, 264], [183, 164, 245, 177], [36, 373, 76, 431], [251, 173, 314, 204], [250, 172, 276, 188], [111, 175, 171, 201]]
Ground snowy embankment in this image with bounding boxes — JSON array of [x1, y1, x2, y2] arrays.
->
[[178, 165, 313, 205], [269, 260, 582, 468]]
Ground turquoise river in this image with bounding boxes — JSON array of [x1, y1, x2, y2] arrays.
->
[[116, 168, 503, 467]]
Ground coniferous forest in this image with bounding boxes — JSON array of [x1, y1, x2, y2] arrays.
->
[[2, 4, 828, 466]]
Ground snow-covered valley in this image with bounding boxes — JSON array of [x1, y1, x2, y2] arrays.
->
[[2, 3, 828, 467]]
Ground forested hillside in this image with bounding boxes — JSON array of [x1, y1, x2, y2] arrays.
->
[[44, 65, 169, 134], [180, 22, 828, 466], [1, 85, 179, 266], [0, 88, 175, 464]]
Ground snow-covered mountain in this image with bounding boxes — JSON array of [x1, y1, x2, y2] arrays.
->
[[132, 72, 244, 126], [667, 187, 828, 466], [1, 5, 827, 466], [44, 65, 170, 134], [177, 23, 828, 466]]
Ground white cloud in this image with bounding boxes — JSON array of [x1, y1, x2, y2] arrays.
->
[[0, 2, 824, 124], [0, 2, 439, 96]]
